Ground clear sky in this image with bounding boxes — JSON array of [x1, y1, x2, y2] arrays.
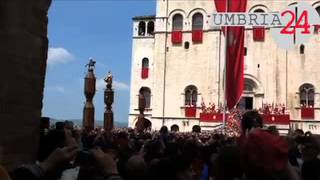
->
[[42, 0, 156, 123]]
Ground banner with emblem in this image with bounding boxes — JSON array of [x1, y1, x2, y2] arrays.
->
[[214, 0, 247, 110]]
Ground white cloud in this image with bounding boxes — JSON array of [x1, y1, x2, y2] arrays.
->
[[96, 78, 129, 91], [96, 79, 105, 91], [47, 47, 74, 65], [114, 81, 130, 90], [47, 86, 65, 93]]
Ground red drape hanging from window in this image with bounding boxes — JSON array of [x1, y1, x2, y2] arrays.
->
[[301, 107, 315, 119], [185, 107, 196, 117], [141, 68, 149, 79], [192, 30, 203, 42], [253, 27, 265, 41], [214, 0, 247, 110], [172, 31, 183, 44]]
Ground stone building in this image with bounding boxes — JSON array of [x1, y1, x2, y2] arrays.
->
[[129, 0, 320, 133], [0, 0, 51, 168]]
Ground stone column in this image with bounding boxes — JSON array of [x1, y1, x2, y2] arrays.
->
[[0, 0, 52, 169]]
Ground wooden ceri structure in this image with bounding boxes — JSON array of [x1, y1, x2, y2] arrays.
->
[[135, 93, 151, 132], [104, 71, 114, 131], [83, 58, 96, 131]]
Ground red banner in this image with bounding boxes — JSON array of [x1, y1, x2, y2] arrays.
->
[[200, 113, 226, 122], [141, 68, 149, 79], [253, 27, 265, 41], [301, 107, 315, 119], [192, 30, 203, 42], [262, 114, 290, 125], [185, 107, 196, 117], [214, 0, 247, 110], [172, 31, 183, 44]]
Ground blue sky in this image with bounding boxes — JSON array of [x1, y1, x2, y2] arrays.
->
[[42, 0, 155, 123]]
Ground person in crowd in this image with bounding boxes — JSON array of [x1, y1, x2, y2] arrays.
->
[[300, 135, 320, 180], [240, 110, 263, 136]]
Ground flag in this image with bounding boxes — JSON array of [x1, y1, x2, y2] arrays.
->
[[214, 0, 247, 110]]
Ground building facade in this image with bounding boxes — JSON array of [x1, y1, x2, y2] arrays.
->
[[129, 0, 320, 133]]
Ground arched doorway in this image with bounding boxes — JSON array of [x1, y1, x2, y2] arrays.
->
[[170, 124, 179, 132], [238, 78, 261, 110], [192, 125, 201, 133], [135, 118, 152, 131]]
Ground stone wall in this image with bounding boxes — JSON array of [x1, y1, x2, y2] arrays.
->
[[0, 0, 51, 169]]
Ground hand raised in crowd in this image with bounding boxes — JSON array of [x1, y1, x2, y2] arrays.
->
[[40, 145, 78, 173], [64, 129, 77, 147], [91, 148, 119, 177]]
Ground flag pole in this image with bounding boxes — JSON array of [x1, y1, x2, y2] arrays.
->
[[222, 0, 229, 133]]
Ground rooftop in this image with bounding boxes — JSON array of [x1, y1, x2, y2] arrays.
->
[[132, 15, 156, 21]]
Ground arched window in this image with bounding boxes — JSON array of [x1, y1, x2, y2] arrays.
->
[[192, 13, 204, 42], [185, 85, 197, 106], [138, 21, 146, 36], [172, 14, 183, 43], [244, 83, 254, 91], [147, 21, 154, 35], [139, 87, 151, 108], [253, 9, 266, 42], [299, 84, 315, 107], [192, 13, 203, 30], [142, 58, 149, 68], [244, 78, 257, 92], [254, 8, 265, 13], [172, 14, 183, 31], [141, 58, 149, 79], [300, 44, 305, 54]]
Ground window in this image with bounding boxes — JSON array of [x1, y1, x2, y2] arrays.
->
[[253, 9, 265, 41], [142, 58, 149, 68], [299, 84, 314, 107], [192, 13, 204, 42], [244, 83, 254, 91], [300, 44, 305, 54], [192, 13, 203, 30], [172, 14, 183, 43], [185, 85, 197, 106], [139, 87, 151, 108], [172, 14, 183, 31], [244, 78, 257, 92], [138, 21, 146, 36], [184, 41, 190, 49], [147, 21, 154, 35], [141, 58, 149, 79]]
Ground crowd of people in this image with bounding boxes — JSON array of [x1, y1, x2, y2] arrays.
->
[[1, 111, 320, 180], [259, 103, 288, 115]]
